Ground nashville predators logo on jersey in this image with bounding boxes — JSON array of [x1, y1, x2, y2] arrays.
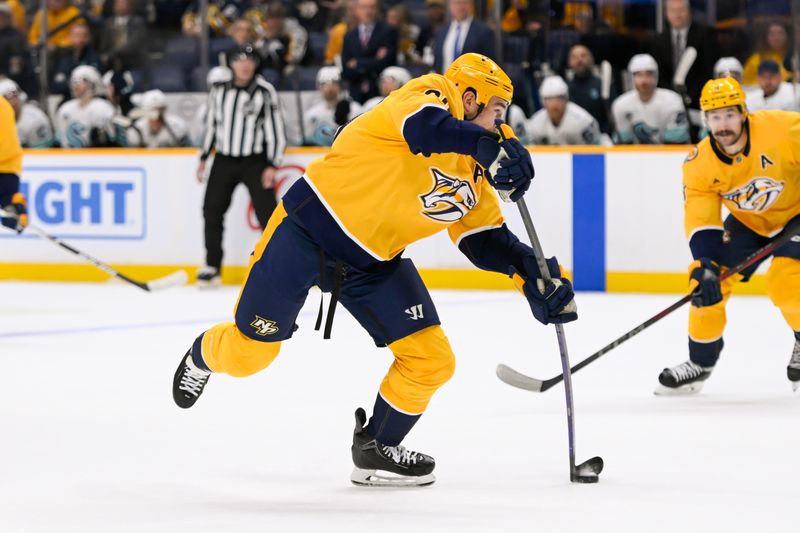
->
[[250, 315, 279, 336], [419, 168, 476, 222], [721, 177, 784, 212]]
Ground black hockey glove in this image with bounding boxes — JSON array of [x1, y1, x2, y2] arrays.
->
[[334, 100, 351, 126], [474, 132, 501, 169], [487, 136, 534, 202], [689, 258, 722, 307], [510, 256, 578, 325]]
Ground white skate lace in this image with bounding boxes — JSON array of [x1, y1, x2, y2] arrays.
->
[[180, 364, 210, 397], [790, 340, 800, 368], [381, 445, 419, 465], [671, 361, 704, 382]]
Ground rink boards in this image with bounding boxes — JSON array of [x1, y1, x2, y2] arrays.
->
[[0, 146, 770, 294]]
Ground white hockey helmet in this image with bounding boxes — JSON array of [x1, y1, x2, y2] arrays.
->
[[379, 66, 411, 87], [628, 53, 659, 76], [0, 78, 21, 99], [316, 66, 341, 86], [713, 57, 744, 80], [70, 65, 102, 93], [539, 75, 569, 99], [206, 66, 232, 87]]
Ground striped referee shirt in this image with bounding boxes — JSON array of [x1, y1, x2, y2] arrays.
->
[[201, 75, 286, 165]]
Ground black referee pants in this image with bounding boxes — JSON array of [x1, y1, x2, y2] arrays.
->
[[203, 154, 278, 269]]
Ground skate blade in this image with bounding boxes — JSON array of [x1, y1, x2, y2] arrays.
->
[[350, 468, 435, 488], [654, 381, 705, 396], [196, 278, 222, 289]]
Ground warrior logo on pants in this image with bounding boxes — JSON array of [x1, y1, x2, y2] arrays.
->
[[722, 177, 784, 212]]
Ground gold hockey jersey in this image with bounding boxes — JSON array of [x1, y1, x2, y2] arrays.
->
[[684, 110, 800, 239]]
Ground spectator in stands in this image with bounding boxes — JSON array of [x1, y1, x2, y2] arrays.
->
[[566, 44, 616, 135], [51, 23, 102, 102], [55, 65, 118, 147], [713, 56, 743, 83], [526, 75, 600, 146], [99, 0, 148, 69], [386, 4, 418, 65], [341, 0, 397, 104], [746, 59, 798, 112], [2, 0, 26, 32], [0, 78, 54, 148], [126, 89, 190, 147], [183, 0, 245, 38], [362, 65, 410, 112], [304, 66, 361, 146], [289, 0, 333, 34], [29, 0, 84, 50], [611, 54, 690, 145], [229, 17, 256, 47], [258, 2, 310, 75], [742, 21, 791, 86], [325, 0, 357, 65], [0, 4, 25, 83], [648, 0, 718, 113], [432, 0, 494, 73], [413, 0, 445, 67]]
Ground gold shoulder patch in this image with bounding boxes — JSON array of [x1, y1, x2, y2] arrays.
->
[[684, 145, 699, 163]]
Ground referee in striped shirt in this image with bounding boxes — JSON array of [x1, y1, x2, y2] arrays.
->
[[197, 43, 287, 286]]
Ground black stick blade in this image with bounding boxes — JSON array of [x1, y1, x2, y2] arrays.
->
[[571, 456, 604, 483]]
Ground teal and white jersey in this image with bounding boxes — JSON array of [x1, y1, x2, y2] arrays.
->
[[17, 103, 54, 148], [611, 88, 689, 144], [746, 82, 798, 113], [303, 98, 362, 147], [526, 102, 600, 145], [55, 97, 115, 148]]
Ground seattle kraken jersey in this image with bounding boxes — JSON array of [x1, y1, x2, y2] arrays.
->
[[303, 73, 505, 262], [128, 114, 189, 148], [55, 97, 115, 148], [16, 103, 54, 148], [684, 110, 800, 239], [303, 99, 362, 147], [612, 88, 689, 144], [526, 102, 600, 145], [504, 104, 529, 144], [746, 82, 798, 113]]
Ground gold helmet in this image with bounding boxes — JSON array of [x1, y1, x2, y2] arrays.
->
[[445, 53, 513, 110], [700, 77, 746, 113]]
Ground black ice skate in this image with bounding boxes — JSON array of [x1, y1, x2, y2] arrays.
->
[[655, 360, 713, 396], [196, 265, 221, 289], [350, 408, 435, 487], [788, 339, 800, 392], [172, 349, 211, 408]]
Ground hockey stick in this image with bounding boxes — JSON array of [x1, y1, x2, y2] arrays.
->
[[673, 46, 698, 142], [600, 60, 616, 136], [0, 208, 188, 292], [497, 221, 800, 393], [512, 196, 603, 483]]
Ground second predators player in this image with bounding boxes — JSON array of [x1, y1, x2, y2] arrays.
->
[[171, 53, 577, 486], [658, 77, 800, 395]]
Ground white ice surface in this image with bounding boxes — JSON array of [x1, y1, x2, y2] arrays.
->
[[1, 282, 798, 533]]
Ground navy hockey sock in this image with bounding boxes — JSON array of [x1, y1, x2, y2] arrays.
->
[[365, 393, 420, 446], [689, 337, 724, 368], [191, 334, 211, 372]]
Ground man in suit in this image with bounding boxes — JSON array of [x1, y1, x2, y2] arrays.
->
[[648, 0, 718, 112], [341, 0, 398, 104], [99, 0, 148, 69], [433, 0, 495, 74]]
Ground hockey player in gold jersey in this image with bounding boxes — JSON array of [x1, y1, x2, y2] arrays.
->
[[0, 94, 27, 233], [172, 54, 577, 486], [657, 77, 800, 394]]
